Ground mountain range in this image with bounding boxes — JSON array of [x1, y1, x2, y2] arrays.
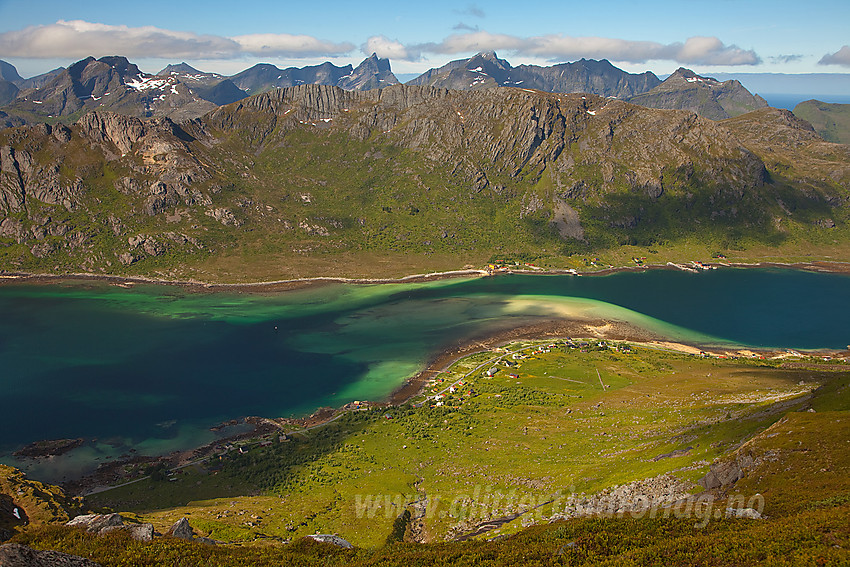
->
[[407, 51, 660, 99], [0, 83, 846, 280], [1, 52, 774, 126]]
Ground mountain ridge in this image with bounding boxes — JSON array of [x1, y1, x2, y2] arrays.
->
[[1, 83, 847, 280]]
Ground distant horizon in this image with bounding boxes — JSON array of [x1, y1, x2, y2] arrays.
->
[[1, 0, 848, 81], [4, 51, 850, 102]]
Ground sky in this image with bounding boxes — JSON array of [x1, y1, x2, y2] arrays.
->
[[0, 0, 848, 80]]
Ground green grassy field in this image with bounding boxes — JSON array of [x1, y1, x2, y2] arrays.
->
[[82, 342, 844, 547]]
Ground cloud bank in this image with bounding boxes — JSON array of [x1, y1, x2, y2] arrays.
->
[[819, 46, 850, 67], [0, 20, 354, 59], [0, 20, 761, 68], [409, 32, 760, 65]]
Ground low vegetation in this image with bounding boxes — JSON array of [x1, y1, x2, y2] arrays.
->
[[1, 342, 828, 565]]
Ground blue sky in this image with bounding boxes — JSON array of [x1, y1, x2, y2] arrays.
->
[[0, 0, 848, 79]]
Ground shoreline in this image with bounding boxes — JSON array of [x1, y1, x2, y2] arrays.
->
[[1, 259, 849, 292], [49, 316, 847, 496], [3, 260, 848, 493]]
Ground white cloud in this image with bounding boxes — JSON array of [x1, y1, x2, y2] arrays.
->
[[230, 33, 354, 57], [671, 36, 759, 66], [362, 35, 417, 61], [420, 31, 525, 55], [819, 45, 850, 67], [414, 31, 760, 66], [0, 20, 354, 60]]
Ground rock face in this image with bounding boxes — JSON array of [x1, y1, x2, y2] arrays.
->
[[627, 68, 768, 120], [0, 543, 101, 567], [409, 52, 661, 98], [65, 514, 154, 542], [0, 79, 18, 107]]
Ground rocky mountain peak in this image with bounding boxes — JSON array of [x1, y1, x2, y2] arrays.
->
[[335, 54, 399, 91], [158, 62, 204, 76], [628, 67, 765, 119]]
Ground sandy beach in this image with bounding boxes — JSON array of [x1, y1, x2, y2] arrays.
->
[[2, 259, 849, 292]]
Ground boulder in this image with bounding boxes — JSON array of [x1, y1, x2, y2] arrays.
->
[[66, 513, 124, 534], [698, 461, 743, 490], [306, 534, 353, 548], [725, 507, 763, 519], [166, 517, 195, 540], [66, 514, 153, 542]]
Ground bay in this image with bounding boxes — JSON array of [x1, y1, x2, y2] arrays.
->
[[0, 266, 847, 481]]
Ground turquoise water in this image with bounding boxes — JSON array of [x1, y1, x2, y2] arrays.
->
[[1, 267, 848, 481]]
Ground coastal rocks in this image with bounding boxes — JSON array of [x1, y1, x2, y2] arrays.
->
[[128, 234, 166, 257], [0, 543, 102, 567], [65, 514, 154, 542], [306, 534, 354, 548], [144, 181, 181, 216], [13, 439, 84, 459]]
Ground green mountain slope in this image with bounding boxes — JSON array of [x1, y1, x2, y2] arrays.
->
[[793, 99, 850, 145], [1, 85, 848, 281]]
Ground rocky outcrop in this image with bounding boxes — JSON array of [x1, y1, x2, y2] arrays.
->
[[77, 111, 147, 155], [0, 543, 101, 567], [548, 474, 693, 520], [0, 144, 81, 213], [698, 453, 757, 490]]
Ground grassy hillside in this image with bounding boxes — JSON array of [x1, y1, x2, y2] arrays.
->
[[8, 342, 850, 564], [81, 342, 847, 545], [793, 99, 850, 145]]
